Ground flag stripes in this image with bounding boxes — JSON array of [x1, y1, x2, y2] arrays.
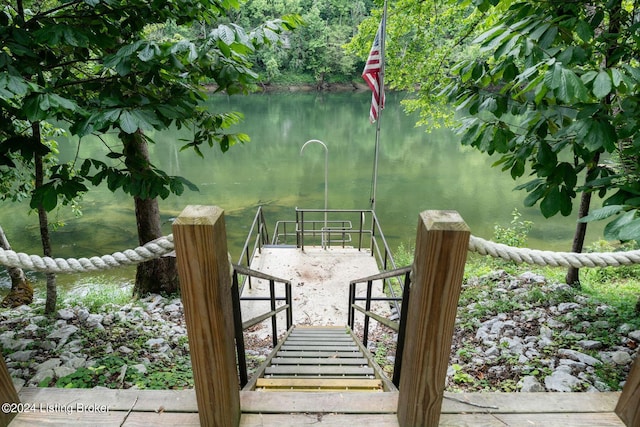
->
[[362, 17, 385, 123]]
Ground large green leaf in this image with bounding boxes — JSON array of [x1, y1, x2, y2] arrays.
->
[[604, 210, 636, 240], [540, 186, 561, 218], [523, 183, 546, 207], [578, 205, 624, 223], [118, 109, 161, 134], [216, 24, 236, 46], [592, 70, 612, 99], [557, 67, 588, 103], [617, 216, 640, 241], [119, 111, 139, 134], [30, 185, 58, 212], [138, 43, 159, 62]]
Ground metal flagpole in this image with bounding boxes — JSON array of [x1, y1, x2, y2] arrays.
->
[[371, 0, 387, 212]]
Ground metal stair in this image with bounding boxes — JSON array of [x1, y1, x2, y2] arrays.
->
[[249, 325, 395, 392]]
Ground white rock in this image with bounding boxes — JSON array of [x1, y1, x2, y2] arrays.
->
[[57, 309, 76, 320], [36, 358, 61, 372], [131, 364, 147, 374], [539, 325, 553, 338], [24, 324, 39, 333], [617, 323, 633, 334], [164, 304, 180, 313], [558, 302, 580, 313], [30, 369, 54, 385], [77, 308, 90, 322], [518, 272, 546, 284], [46, 324, 79, 347], [54, 366, 76, 378], [484, 346, 499, 357], [118, 346, 133, 354], [7, 350, 36, 362], [500, 337, 524, 354], [612, 351, 632, 365], [544, 370, 582, 392], [85, 314, 104, 329], [146, 338, 165, 348], [557, 349, 600, 366], [520, 375, 544, 392]]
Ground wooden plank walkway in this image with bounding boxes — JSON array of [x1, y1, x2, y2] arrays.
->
[[8, 388, 625, 426]]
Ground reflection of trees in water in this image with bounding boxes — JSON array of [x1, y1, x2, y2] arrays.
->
[[0, 92, 605, 261]]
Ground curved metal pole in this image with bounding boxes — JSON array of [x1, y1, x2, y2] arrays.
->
[[300, 139, 328, 240]]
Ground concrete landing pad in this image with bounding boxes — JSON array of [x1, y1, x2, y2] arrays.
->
[[241, 247, 390, 337]]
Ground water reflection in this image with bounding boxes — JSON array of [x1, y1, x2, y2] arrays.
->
[[0, 91, 605, 292]]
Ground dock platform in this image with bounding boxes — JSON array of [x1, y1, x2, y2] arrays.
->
[[9, 387, 625, 426], [241, 246, 389, 328]]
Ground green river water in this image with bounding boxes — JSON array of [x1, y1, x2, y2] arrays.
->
[[0, 91, 605, 292]]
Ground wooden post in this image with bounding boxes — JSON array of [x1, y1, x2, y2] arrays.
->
[[616, 355, 640, 426], [1, 356, 20, 426], [397, 210, 470, 427], [173, 205, 240, 427]]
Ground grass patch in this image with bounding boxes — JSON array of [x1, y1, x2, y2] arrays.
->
[[60, 276, 133, 312]]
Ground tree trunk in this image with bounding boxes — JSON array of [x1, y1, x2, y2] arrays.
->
[[565, 190, 592, 288], [133, 196, 179, 295], [567, 4, 622, 287], [33, 124, 57, 314], [124, 131, 179, 296], [0, 226, 33, 308], [566, 154, 600, 288]]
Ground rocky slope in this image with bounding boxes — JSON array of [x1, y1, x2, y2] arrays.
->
[[1, 270, 638, 392]]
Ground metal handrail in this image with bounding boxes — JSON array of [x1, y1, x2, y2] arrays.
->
[[274, 208, 406, 313], [231, 263, 292, 387], [236, 207, 270, 293], [273, 208, 405, 313], [348, 265, 412, 388]]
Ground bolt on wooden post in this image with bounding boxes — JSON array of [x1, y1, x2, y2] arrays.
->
[[397, 210, 470, 427], [173, 205, 240, 427]]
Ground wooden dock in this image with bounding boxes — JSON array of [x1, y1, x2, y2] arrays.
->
[[8, 388, 625, 426]]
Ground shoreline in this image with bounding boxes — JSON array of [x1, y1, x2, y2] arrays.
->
[[204, 81, 371, 93]]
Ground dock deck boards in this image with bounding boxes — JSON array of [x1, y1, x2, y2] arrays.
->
[[8, 388, 625, 426]]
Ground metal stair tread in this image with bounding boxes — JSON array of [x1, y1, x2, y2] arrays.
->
[[255, 378, 384, 392], [270, 357, 369, 365], [251, 325, 394, 392], [279, 345, 360, 351], [275, 350, 365, 358], [265, 365, 374, 376]]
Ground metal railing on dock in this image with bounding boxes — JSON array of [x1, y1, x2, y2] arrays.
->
[[349, 266, 412, 387], [235, 207, 270, 293], [273, 208, 407, 304], [231, 264, 292, 387]]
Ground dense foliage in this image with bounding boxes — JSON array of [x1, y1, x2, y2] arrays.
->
[[229, 0, 375, 85], [0, 0, 299, 301], [443, 1, 640, 227]]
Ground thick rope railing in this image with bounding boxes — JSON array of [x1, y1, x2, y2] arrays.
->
[[2, 233, 640, 274], [469, 235, 640, 268], [0, 235, 175, 274]]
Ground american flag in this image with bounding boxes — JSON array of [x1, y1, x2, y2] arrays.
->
[[362, 17, 385, 123]]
